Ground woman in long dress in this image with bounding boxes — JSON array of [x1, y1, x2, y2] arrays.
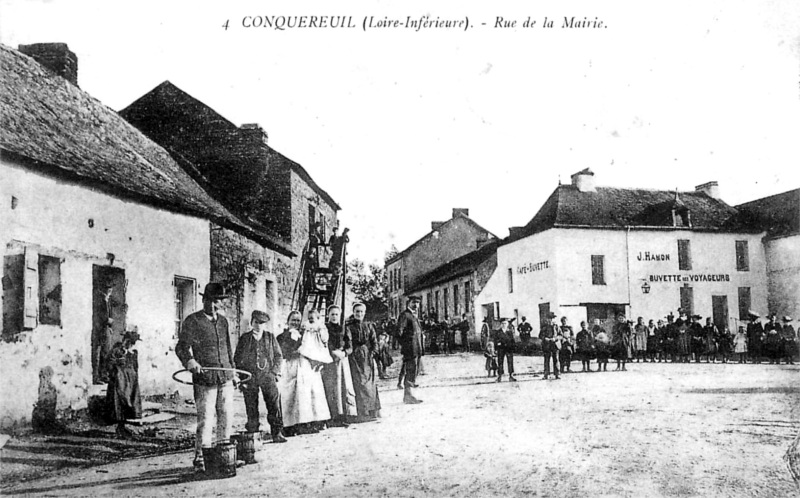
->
[[321, 306, 357, 426], [278, 310, 331, 435]]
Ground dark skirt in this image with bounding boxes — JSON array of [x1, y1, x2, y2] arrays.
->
[[107, 364, 142, 422], [348, 346, 381, 415]]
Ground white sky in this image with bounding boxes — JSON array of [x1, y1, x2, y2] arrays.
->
[[2, 0, 799, 265]]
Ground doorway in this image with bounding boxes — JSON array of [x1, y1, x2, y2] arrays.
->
[[92, 266, 126, 384], [712, 295, 729, 332]]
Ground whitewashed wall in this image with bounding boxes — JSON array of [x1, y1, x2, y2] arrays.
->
[[0, 159, 210, 428], [475, 226, 768, 336]]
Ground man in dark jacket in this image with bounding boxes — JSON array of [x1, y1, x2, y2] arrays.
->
[[176, 283, 235, 472], [494, 318, 517, 382], [397, 295, 423, 404], [234, 310, 286, 449], [540, 312, 561, 379], [456, 314, 471, 352], [747, 311, 765, 363]]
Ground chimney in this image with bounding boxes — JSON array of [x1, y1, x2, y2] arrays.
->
[[18, 43, 78, 87], [452, 208, 469, 218], [508, 227, 524, 238], [570, 168, 596, 192], [240, 123, 268, 146], [695, 181, 720, 200], [431, 221, 445, 231]]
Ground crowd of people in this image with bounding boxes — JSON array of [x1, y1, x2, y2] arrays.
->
[[479, 309, 798, 379], [175, 283, 424, 475]]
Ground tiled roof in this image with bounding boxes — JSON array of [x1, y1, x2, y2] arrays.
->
[[508, 184, 753, 242], [736, 189, 800, 238], [0, 44, 293, 256], [407, 240, 498, 293], [385, 214, 496, 265]]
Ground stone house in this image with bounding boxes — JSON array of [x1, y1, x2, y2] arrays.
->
[[385, 208, 496, 318], [120, 82, 340, 331], [736, 189, 800, 322], [405, 240, 498, 344], [0, 43, 285, 429]]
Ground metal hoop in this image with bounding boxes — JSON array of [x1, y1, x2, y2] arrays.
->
[[172, 367, 253, 386]]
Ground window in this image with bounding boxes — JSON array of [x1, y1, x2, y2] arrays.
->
[[427, 292, 433, 314], [435, 290, 440, 318], [735, 240, 749, 271], [680, 285, 694, 316], [507, 268, 514, 293], [319, 214, 327, 241], [443, 288, 449, 320], [453, 284, 459, 316], [678, 240, 692, 270], [174, 277, 196, 339], [38, 255, 62, 326], [308, 204, 316, 236], [591, 255, 605, 285], [464, 281, 471, 313], [1, 248, 63, 335], [738, 287, 751, 320]]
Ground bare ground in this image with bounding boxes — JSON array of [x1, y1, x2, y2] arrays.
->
[[3, 353, 799, 497]]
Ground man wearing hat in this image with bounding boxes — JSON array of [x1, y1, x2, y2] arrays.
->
[[176, 283, 236, 472], [234, 310, 287, 450], [397, 295, 423, 403], [746, 311, 764, 364], [539, 312, 561, 380], [780, 317, 796, 365], [764, 314, 783, 364], [494, 318, 518, 382]]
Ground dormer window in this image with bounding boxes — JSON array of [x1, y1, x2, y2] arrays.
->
[[672, 207, 691, 227], [670, 191, 692, 227]]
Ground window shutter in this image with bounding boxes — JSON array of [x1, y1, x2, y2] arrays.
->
[[23, 247, 39, 329]]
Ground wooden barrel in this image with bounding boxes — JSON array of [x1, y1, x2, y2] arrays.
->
[[234, 432, 258, 464], [212, 442, 237, 478]]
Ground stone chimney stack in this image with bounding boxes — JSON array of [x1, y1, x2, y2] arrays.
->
[[18, 43, 78, 87], [431, 221, 445, 231], [570, 168, 596, 192], [240, 123, 268, 146], [508, 227, 524, 238], [695, 181, 720, 200], [452, 208, 469, 218]]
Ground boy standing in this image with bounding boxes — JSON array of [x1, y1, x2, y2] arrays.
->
[[234, 310, 287, 451]]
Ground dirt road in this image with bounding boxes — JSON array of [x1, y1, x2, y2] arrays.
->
[[4, 354, 799, 497]]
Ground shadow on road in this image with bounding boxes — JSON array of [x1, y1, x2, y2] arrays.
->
[[6, 466, 203, 495]]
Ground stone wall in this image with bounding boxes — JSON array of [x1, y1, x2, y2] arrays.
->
[[210, 225, 295, 340]]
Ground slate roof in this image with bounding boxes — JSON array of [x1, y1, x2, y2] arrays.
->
[[736, 189, 800, 238], [0, 44, 293, 256], [119, 81, 340, 212], [385, 214, 496, 265], [508, 183, 755, 242], [407, 240, 498, 293]]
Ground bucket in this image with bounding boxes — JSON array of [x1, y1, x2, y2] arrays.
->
[[210, 442, 237, 478], [234, 432, 258, 464]]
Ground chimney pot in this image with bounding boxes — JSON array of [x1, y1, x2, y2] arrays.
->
[[240, 123, 268, 145], [695, 181, 720, 200], [570, 168, 596, 192], [18, 43, 78, 87]]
